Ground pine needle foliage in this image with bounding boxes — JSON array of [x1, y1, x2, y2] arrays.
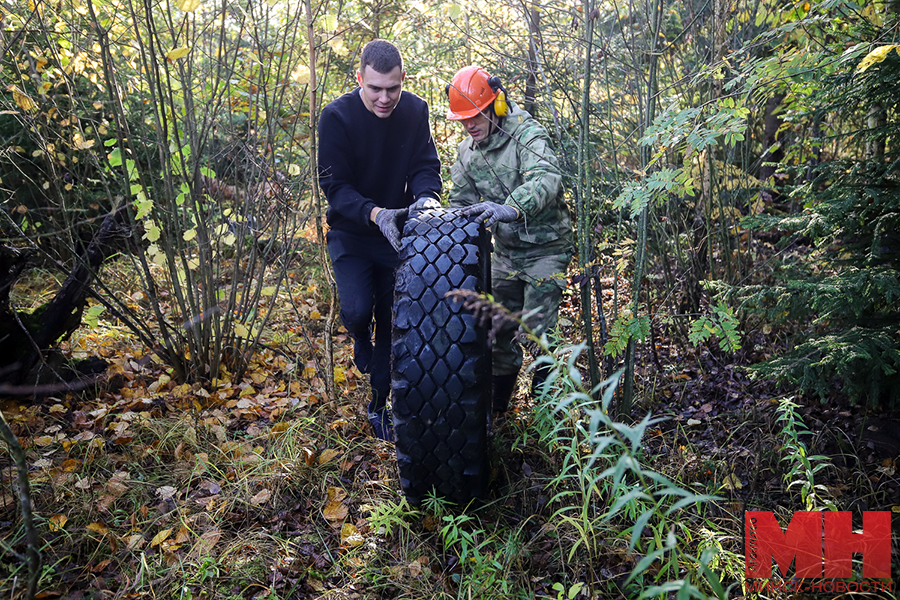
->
[[737, 16, 900, 407]]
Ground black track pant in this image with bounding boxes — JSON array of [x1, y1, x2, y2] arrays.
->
[[326, 228, 398, 409]]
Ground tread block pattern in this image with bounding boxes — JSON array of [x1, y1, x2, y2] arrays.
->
[[392, 207, 491, 505]]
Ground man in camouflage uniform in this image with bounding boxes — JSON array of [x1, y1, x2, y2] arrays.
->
[[446, 66, 573, 412]]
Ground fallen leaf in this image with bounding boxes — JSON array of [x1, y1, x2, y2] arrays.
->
[[126, 534, 145, 550], [200, 480, 221, 494], [90, 559, 111, 572], [106, 472, 130, 496], [175, 526, 191, 544], [327, 486, 347, 502], [408, 559, 422, 577], [319, 448, 341, 465], [151, 528, 172, 547], [341, 522, 364, 547], [687, 418, 702, 426], [96, 494, 118, 512], [49, 514, 68, 532], [86, 522, 110, 536], [190, 529, 221, 557], [61, 458, 81, 472], [721, 473, 743, 490], [250, 488, 271, 506], [156, 486, 178, 501], [323, 501, 348, 522]]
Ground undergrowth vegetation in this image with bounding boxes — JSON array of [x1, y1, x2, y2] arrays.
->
[[2, 0, 900, 597]]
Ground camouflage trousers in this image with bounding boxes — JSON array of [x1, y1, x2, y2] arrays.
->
[[491, 250, 572, 376]]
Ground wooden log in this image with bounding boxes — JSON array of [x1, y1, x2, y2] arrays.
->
[[0, 211, 121, 387]]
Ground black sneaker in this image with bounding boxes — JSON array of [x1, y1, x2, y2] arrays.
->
[[368, 409, 394, 441], [354, 335, 373, 374]]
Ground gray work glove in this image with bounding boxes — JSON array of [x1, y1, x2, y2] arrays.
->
[[410, 196, 441, 211], [375, 207, 407, 251], [460, 201, 520, 227]]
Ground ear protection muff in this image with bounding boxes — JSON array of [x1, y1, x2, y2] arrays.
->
[[444, 76, 509, 118], [487, 76, 509, 117]]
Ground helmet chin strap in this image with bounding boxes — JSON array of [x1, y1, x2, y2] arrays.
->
[[486, 106, 502, 137]]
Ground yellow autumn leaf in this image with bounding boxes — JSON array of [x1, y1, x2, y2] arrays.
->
[[293, 65, 311, 85], [86, 522, 110, 536], [319, 448, 341, 465], [327, 486, 347, 502], [49, 514, 68, 532], [183, 228, 197, 241], [233, 322, 249, 338], [9, 86, 36, 112], [856, 45, 898, 73], [74, 138, 95, 150], [167, 46, 191, 61], [175, 0, 202, 11], [61, 458, 81, 472], [322, 500, 348, 521], [151, 527, 173, 547], [721, 473, 743, 490], [341, 522, 364, 547]]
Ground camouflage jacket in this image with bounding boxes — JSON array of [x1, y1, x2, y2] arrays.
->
[[448, 102, 573, 257]]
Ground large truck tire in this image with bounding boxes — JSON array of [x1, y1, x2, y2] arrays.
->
[[391, 207, 491, 505]]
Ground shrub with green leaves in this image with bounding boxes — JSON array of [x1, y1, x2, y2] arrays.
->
[[735, 30, 900, 406], [527, 339, 740, 598]]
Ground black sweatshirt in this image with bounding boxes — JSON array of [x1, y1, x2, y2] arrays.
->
[[318, 89, 442, 237]]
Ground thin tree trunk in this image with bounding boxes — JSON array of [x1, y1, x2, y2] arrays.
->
[[525, 4, 540, 117], [577, 0, 602, 395], [0, 410, 40, 600], [621, 0, 663, 416], [305, 0, 337, 403], [867, 104, 886, 160], [760, 93, 784, 182]]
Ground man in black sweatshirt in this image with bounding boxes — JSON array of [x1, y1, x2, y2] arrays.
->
[[318, 39, 442, 440]]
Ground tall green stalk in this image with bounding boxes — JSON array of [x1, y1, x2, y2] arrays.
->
[[621, 0, 663, 415], [576, 0, 602, 395]]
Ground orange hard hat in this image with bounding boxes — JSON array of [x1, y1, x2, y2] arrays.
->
[[446, 66, 498, 120]]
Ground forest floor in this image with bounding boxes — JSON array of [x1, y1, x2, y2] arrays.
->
[[1, 255, 899, 600]]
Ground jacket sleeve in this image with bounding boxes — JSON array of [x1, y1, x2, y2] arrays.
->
[[407, 102, 443, 202], [448, 146, 480, 208], [318, 107, 377, 228], [505, 126, 563, 218]]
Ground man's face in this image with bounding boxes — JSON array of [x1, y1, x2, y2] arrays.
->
[[461, 112, 495, 143], [357, 65, 404, 118]]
